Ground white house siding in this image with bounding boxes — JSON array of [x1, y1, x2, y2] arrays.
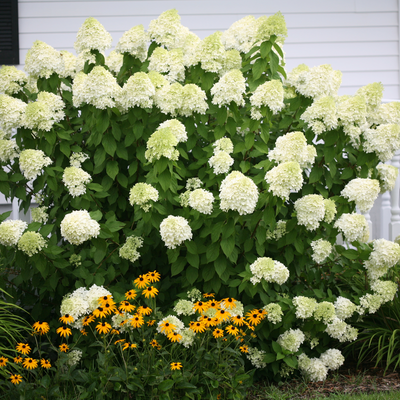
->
[[17, 0, 400, 99]]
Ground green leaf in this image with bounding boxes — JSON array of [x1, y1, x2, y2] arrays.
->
[[103, 133, 117, 156], [270, 51, 280, 76], [283, 356, 297, 369], [206, 242, 220, 262], [186, 266, 198, 285], [264, 353, 276, 363], [89, 210, 102, 221], [342, 249, 359, 260], [187, 252, 199, 268], [221, 236, 235, 258], [106, 161, 119, 180], [252, 58, 268, 80], [171, 258, 187, 276], [96, 110, 109, 135], [260, 41, 273, 58]]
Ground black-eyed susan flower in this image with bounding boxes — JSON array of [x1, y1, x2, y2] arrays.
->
[[32, 321, 50, 335], [93, 306, 108, 319], [10, 374, 22, 385], [167, 331, 182, 343], [119, 300, 135, 313], [146, 270, 160, 283], [102, 300, 117, 314], [125, 289, 137, 300], [111, 329, 120, 335], [231, 315, 245, 326], [203, 293, 215, 298], [170, 362, 182, 370], [142, 286, 159, 298], [215, 309, 231, 322], [190, 321, 206, 333], [203, 316, 217, 328], [129, 314, 144, 328], [246, 310, 263, 326], [0, 356, 8, 367], [239, 345, 249, 353], [225, 325, 239, 336], [207, 300, 220, 309], [80, 329, 88, 336], [14, 356, 23, 364], [221, 297, 237, 309], [150, 339, 159, 348], [57, 326, 72, 338], [82, 314, 95, 326], [213, 328, 224, 338], [137, 305, 152, 315], [147, 319, 156, 326], [134, 274, 150, 289], [98, 295, 115, 306], [59, 314, 74, 324], [114, 339, 126, 345], [59, 343, 69, 353], [16, 343, 31, 355], [159, 320, 176, 335], [193, 301, 208, 314], [41, 358, 51, 369], [96, 321, 112, 334], [23, 357, 38, 369]]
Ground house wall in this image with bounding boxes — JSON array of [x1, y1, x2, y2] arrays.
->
[[17, 0, 400, 99]]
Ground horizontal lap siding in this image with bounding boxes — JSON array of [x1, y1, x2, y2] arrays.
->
[[16, 0, 400, 97]]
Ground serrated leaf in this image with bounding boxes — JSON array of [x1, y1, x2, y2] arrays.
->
[[221, 236, 235, 258], [106, 161, 119, 180]]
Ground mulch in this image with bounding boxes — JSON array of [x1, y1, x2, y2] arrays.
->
[[250, 360, 400, 399]]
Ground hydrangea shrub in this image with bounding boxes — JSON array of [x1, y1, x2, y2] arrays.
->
[[1, 9, 400, 381]]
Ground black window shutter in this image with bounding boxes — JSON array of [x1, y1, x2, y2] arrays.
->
[[0, 0, 19, 65]]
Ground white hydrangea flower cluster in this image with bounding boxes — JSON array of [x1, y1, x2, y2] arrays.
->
[[180, 327, 196, 348], [31, 206, 48, 224], [72, 67, 121, 109], [250, 80, 284, 119], [148, 47, 185, 83], [293, 296, 317, 319], [196, 32, 226, 74], [363, 238, 400, 281], [294, 194, 327, 231], [129, 183, 159, 212], [0, 95, 27, 131], [266, 220, 287, 240], [105, 51, 123, 74], [370, 101, 400, 125], [119, 236, 144, 263], [74, 17, 112, 53], [334, 297, 357, 320], [67, 349, 82, 367], [356, 82, 384, 113], [19, 149, 52, 181], [325, 318, 358, 342], [209, 137, 234, 175], [265, 161, 303, 200], [59, 50, 77, 79], [186, 178, 203, 190], [363, 124, 400, 163], [0, 220, 27, 246], [371, 280, 398, 303], [62, 166, 92, 197], [0, 138, 19, 163], [298, 349, 344, 382], [377, 164, 398, 193], [0, 66, 27, 95], [148, 9, 188, 50], [115, 25, 149, 62], [70, 152, 89, 168], [277, 328, 305, 353], [189, 189, 215, 215], [249, 257, 289, 285], [221, 15, 258, 54], [221, 299, 244, 317], [111, 312, 133, 333], [187, 288, 202, 302], [158, 119, 188, 142], [25, 41, 63, 79], [268, 131, 316, 169], [313, 301, 336, 324], [60, 210, 101, 245], [211, 69, 246, 107], [75, 50, 98, 73], [159, 215, 192, 249], [173, 299, 196, 316], [334, 213, 370, 243], [359, 293, 383, 314], [256, 11, 287, 44], [311, 239, 332, 263], [263, 303, 283, 324], [341, 178, 380, 213], [300, 96, 338, 134], [178, 84, 208, 117], [219, 171, 259, 215], [21, 91, 65, 132], [289, 64, 342, 99], [117, 72, 155, 112], [17, 231, 47, 256], [246, 347, 267, 369]]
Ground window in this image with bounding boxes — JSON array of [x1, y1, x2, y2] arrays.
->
[[0, 0, 19, 65]]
